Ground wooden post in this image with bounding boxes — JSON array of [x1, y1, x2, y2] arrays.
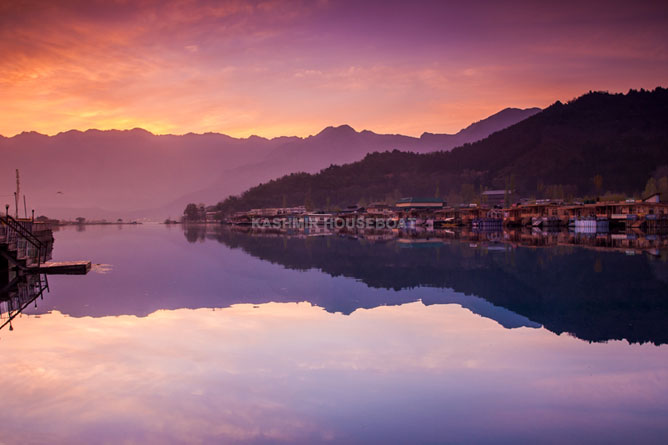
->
[[14, 169, 20, 219], [32, 210, 35, 222]]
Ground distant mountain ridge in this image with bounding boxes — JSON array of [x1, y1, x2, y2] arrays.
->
[[419, 107, 541, 148], [214, 88, 668, 213], [0, 107, 540, 219]]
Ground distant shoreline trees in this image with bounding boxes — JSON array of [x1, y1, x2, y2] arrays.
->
[[183, 203, 206, 222]]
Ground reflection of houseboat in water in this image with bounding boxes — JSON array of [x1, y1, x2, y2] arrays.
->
[[572, 217, 610, 233], [216, 223, 668, 257], [305, 225, 334, 236], [397, 238, 445, 249], [472, 218, 503, 231], [531, 216, 562, 228]]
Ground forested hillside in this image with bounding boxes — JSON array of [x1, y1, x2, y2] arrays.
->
[[213, 88, 668, 214]]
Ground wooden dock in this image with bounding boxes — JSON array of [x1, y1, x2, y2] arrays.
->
[[29, 261, 91, 275]]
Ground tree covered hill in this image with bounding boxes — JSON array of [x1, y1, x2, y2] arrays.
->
[[213, 88, 668, 214]]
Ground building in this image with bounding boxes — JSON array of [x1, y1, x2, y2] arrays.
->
[[481, 190, 511, 207], [205, 211, 221, 222], [435, 205, 489, 225], [247, 206, 306, 217], [505, 198, 668, 229], [395, 197, 444, 210], [366, 202, 393, 216]]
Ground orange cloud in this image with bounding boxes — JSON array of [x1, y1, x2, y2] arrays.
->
[[1, 0, 667, 137]]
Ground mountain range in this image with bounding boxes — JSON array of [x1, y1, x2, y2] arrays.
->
[[216, 88, 668, 214], [0, 107, 540, 219]]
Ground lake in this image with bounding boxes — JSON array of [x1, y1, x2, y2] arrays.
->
[[1, 224, 667, 444]]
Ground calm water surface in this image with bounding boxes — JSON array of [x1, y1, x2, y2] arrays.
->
[[1, 224, 667, 444]]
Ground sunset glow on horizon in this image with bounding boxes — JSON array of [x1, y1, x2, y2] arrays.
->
[[2, 0, 668, 138]]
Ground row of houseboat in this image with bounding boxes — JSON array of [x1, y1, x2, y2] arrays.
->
[[224, 193, 668, 233]]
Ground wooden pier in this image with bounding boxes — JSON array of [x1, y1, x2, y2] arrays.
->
[[2, 215, 91, 285], [28, 261, 91, 275]]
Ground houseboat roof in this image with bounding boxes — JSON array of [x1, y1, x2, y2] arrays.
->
[[643, 192, 661, 203]]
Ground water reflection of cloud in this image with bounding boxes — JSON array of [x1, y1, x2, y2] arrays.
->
[[0, 302, 666, 443]]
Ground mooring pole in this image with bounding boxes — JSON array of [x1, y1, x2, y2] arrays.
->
[[15, 169, 20, 219]]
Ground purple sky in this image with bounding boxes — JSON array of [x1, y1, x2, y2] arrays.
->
[[1, 0, 667, 137]]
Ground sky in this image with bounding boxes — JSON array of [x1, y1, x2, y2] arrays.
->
[[1, 0, 667, 138]]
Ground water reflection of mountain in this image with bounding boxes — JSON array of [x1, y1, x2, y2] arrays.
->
[[28, 226, 535, 330], [189, 226, 668, 345]]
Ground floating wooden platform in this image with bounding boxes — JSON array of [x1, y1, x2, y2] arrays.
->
[[29, 261, 91, 275]]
